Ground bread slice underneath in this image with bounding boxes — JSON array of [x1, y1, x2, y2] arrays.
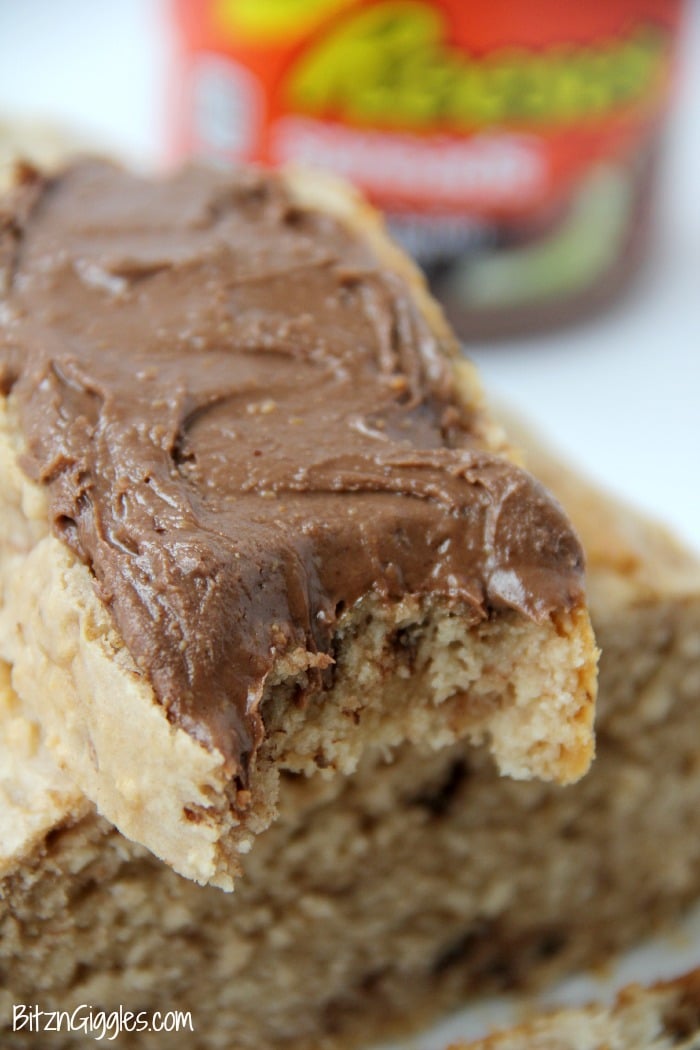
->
[[1, 421, 699, 1050], [0, 161, 596, 888], [450, 970, 700, 1050]]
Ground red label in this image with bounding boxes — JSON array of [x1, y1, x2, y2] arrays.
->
[[172, 0, 681, 220]]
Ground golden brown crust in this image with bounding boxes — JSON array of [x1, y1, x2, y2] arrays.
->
[[449, 969, 700, 1049]]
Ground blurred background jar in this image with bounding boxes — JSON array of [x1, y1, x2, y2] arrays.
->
[[171, 0, 684, 340]]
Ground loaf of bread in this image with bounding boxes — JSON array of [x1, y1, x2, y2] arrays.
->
[[449, 970, 700, 1049], [1, 424, 699, 1049], [0, 159, 596, 888]]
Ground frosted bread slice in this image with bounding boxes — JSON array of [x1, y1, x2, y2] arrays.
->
[[0, 159, 596, 888], [450, 971, 700, 1049], [1, 432, 700, 1049]]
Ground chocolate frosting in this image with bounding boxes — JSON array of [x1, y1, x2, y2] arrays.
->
[[0, 161, 584, 776]]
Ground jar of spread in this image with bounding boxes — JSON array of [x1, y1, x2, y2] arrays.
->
[[170, 0, 683, 339]]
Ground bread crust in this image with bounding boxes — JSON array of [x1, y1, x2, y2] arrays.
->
[[0, 164, 596, 887], [450, 969, 700, 1049]]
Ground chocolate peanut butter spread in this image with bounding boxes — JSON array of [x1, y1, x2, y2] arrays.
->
[[0, 161, 584, 774]]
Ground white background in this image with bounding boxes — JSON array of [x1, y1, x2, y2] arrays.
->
[[0, 3, 699, 1046]]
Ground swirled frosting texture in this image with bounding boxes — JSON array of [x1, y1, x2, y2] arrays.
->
[[0, 161, 584, 774]]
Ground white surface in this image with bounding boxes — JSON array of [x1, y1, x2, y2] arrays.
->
[[1, 4, 700, 1047], [0, 0, 171, 166]]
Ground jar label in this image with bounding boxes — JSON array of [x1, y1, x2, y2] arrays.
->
[[173, 0, 681, 220]]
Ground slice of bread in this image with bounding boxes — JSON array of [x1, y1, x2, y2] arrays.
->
[[0, 159, 596, 888], [1, 424, 699, 1050], [450, 970, 700, 1049]]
